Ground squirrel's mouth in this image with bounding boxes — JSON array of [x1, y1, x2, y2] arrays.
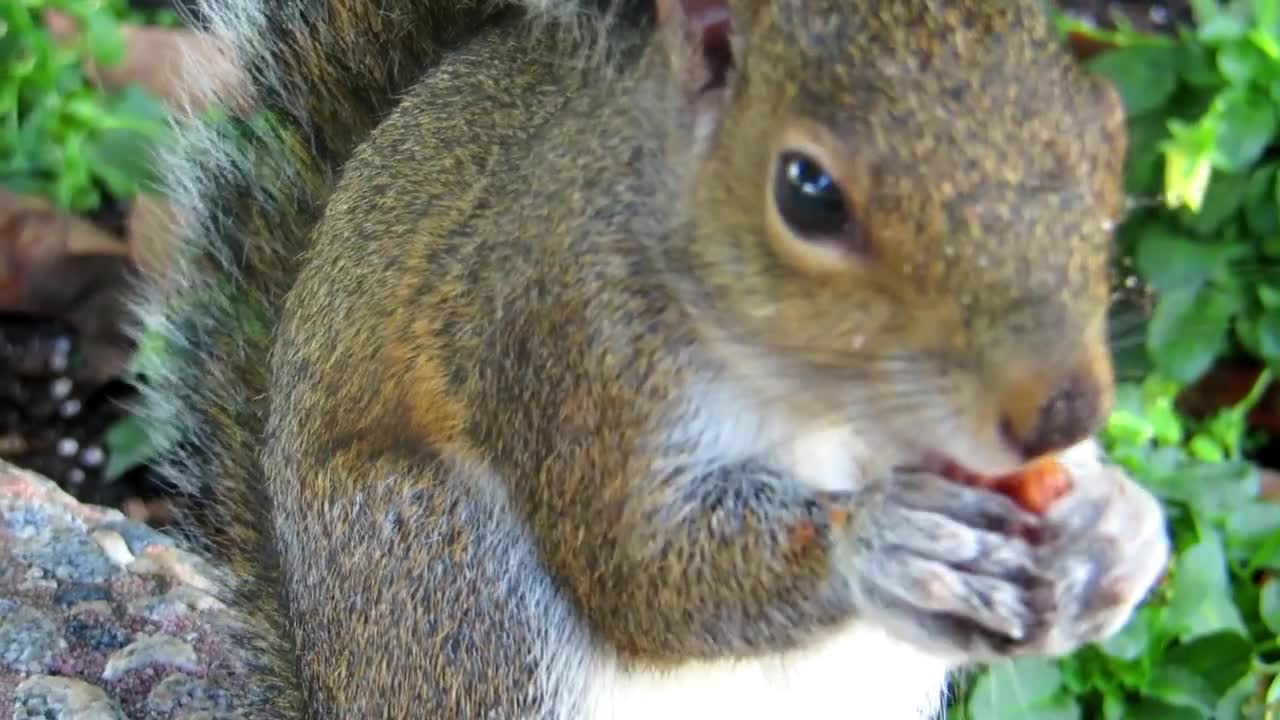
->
[[899, 452, 991, 485], [900, 450, 1045, 488]]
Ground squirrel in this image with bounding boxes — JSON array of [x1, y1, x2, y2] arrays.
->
[[134, 0, 1173, 716]]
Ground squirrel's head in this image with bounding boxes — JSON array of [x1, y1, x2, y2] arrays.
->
[[657, 0, 1127, 476]]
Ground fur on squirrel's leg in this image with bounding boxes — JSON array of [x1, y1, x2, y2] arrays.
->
[[549, 457, 950, 719], [558, 458, 868, 661], [847, 439, 1169, 663], [265, 452, 597, 718]]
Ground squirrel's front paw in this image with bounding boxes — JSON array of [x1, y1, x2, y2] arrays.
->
[[848, 461, 1169, 662]]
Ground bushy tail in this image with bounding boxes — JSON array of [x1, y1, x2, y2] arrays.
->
[[132, 0, 616, 713]]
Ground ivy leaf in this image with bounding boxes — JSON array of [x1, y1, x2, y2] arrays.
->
[[1224, 499, 1280, 546], [1213, 91, 1278, 171], [1244, 163, 1280, 235], [83, 11, 124, 67], [1127, 698, 1209, 720], [1166, 534, 1250, 641], [1142, 461, 1257, 521], [1099, 611, 1151, 661], [1163, 631, 1254, 696], [1216, 38, 1274, 87], [1146, 285, 1241, 383], [1260, 576, 1280, 635], [1216, 674, 1260, 720], [967, 659, 1070, 720], [103, 416, 161, 482], [1178, 170, 1248, 234], [84, 126, 157, 197], [1090, 45, 1180, 116], [1259, 308, 1280, 361], [1134, 227, 1243, 293], [1143, 665, 1218, 714]]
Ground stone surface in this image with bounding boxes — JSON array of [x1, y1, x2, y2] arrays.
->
[[0, 605, 67, 673], [103, 635, 200, 682], [147, 673, 234, 715], [14, 674, 128, 720], [0, 460, 262, 718]]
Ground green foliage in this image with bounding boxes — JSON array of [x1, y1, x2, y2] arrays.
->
[[1, 0, 172, 213], [956, 3, 1280, 718]]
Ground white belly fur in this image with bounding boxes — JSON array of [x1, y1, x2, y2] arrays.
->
[[583, 623, 950, 720]]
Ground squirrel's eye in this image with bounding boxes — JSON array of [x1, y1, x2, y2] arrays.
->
[[773, 152, 849, 238]]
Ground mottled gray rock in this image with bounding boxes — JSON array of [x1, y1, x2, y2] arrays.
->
[[0, 604, 66, 673], [64, 612, 133, 652], [100, 518, 178, 555], [102, 635, 200, 681], [91, 528, 137, 566], [130, 586, 225, 623], [15, 531, 123, 583], [53, 581, 114, 608], [14, 675, 127, 720], [148, 673, 234, 715], [1, 461, 266, 718]]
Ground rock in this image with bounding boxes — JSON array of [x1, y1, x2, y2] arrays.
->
[[102, 634, 200, 681], [15, 530, 122, 583], [1, 460, 264, 717], [148, 673, 234, 715], [130, 585, 226, 623], [99, 517, 177, 555], [64, 612, 133, 652], [52, 581, 114, 607], [14, 675, 127, 720], [91, 528, 136, 566], [0, 604, 66, 673], [127, 545, 218, 593]]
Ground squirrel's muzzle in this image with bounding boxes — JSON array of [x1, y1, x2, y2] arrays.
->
[[993, 338, 1114, 461]]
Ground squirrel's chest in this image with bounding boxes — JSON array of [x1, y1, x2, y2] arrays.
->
[[580, 622, 950, 720]]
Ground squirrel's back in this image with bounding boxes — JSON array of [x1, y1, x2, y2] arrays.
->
[[134, 0, 639, 713]]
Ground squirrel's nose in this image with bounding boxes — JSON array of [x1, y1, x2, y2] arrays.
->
[[998, 371, 1108, 461]]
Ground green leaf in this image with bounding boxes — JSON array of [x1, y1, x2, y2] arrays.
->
[[1213, 91, 1279, 171], [1163, 631, 1254, 695], [84, 126, 157, 197], [1216, 37, 1277, 87], [1146, 285, 1241, 383], [1099, 611, 1150, 661], [1259, 308, 1280, 360], [1244, 163, 1280, 235], [966, 659, 1067, 720], [1179, 170, 1248, 233], [1259, 576, 1280, 634], [1127, 697, 1207, 720], [1144, 461, 1256, 518], [1134, 227, 1244, 293], [1215, 673, 1259, 720], [1090, 45, 1181, 116], [1102, 693, 1127, 720], [83, 11, 124, 67], [1143, 665, 1218, 714], [1197, 4, 1250, 43], [1224, 499, 1280, 545], [1267, 674, 1280, 705], [103, 416, 162, 482], [1166, 534, 1250, 641]]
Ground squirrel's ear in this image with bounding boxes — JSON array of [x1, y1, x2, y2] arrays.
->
[[656, 0, 735, 132]]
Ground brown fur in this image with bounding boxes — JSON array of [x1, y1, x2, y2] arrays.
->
[[141, 0, 1168, 717]]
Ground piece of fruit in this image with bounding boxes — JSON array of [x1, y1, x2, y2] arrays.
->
[[939, 456, 1071, 514], [994, 456, 1071, 514]]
